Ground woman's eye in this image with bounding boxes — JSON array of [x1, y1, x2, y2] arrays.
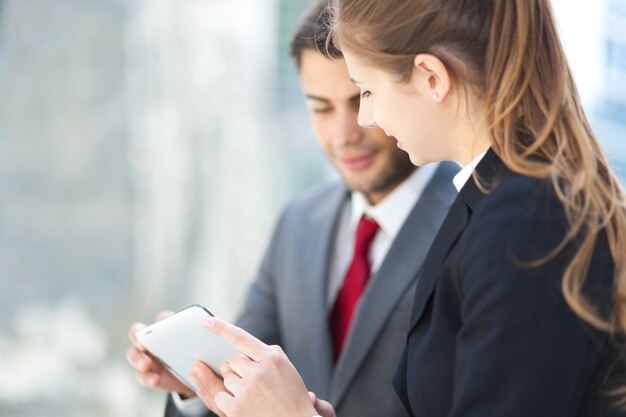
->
[[360, 90, 372, 99]]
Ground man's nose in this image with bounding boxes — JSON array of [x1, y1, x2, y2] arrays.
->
[[333, 109, 362, 146]]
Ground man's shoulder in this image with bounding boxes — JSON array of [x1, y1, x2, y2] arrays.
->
[[420, 161, 461, 204], [267, 180, 347, 244], [282, 180, 348, 214], [434, 160, 462, 181]]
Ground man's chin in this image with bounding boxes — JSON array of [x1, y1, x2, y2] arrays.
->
[[342, 177, 383, 196], [341, 166, 414, 198]]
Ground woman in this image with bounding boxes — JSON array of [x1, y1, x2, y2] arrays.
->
[[191, 1, 626, 416]]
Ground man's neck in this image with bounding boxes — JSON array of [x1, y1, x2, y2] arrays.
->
[[364, 167, 418, 206]]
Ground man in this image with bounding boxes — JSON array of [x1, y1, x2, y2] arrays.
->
[[126, 1, 458, 416]]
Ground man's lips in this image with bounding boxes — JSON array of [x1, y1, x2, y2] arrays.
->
[[339, 153, 376, 170]]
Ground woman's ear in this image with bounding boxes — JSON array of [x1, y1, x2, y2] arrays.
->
[[411, 54, 452, 102]]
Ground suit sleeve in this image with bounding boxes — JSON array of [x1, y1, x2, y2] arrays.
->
[[164, 394, 215, 417], [233, 206, 290, 346], [447, 179, 612, 417]]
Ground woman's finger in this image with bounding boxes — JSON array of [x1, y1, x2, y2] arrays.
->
[[203, 317, 267, 362], [225, 353, 258, 377], [220, 361, 235, 378], [222, 372, 243, 395], [214, 391, 236, 416]]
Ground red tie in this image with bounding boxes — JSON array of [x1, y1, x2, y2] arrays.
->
[[330, 215, 379, 361]]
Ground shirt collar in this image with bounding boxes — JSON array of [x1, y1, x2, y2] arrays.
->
[[349, 162, 440, 238], [452, 151, 487, 192]]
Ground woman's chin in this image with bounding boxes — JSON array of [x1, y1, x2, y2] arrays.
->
[[408, 153, 425, 167], [408, 152, 442, 168]]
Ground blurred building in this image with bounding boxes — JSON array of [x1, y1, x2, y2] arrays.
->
[[602, 0, 626, 178], [553, 0, 626, 177], [606, 0, 626, 123], [0, 1, 325, 416], [0, 1, 624, 417]]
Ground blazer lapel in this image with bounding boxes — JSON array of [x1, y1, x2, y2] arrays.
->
[[407, 149, 510, 332], [408, 196, 470, 328], [299, 184, 349, 399], [329, 163, 458, 406]]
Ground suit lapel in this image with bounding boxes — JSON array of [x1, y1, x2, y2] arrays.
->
[[329, 163, 458, 406], [299, 184, 349, 399], [407, 149, 510, 332]]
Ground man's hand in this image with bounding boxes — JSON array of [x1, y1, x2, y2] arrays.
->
[[126, 311, 194, 398]]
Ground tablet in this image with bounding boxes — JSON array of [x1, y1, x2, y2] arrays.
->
[[135, 304, 240, 392]]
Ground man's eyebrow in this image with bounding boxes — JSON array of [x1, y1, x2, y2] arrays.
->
[[305, 94, 330, 102], [349, 93, 361, 102]]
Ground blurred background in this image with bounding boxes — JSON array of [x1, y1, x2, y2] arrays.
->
[[0, 1, 624, 416]]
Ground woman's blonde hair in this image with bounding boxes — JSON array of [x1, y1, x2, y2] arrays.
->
[[332, 0, 626, 390]]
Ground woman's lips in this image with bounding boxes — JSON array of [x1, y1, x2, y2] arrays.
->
[[340, 153, 376, 170]]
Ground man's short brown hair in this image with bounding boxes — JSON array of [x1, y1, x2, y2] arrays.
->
[[289, 0, 342, 69]]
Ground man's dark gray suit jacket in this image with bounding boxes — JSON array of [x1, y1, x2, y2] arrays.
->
[[165, 162, 459, 417]]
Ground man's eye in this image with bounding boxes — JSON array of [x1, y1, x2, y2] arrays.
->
[[313, 108, 332, 114], [360, 90, 372, 99]]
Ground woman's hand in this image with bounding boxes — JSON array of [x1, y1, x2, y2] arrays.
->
[[191, 316, 333, 417], [188, 361, 228, 417], [309, 391, 337, 417]]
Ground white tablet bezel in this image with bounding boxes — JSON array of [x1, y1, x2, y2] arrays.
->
[[135, 304, 239, 392]]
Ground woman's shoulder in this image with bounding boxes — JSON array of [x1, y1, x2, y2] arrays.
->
[[485, 172, 556, 203], [457, 171, 614, 325], [465, 173, 569, 259], [474, 173, 564, 225]]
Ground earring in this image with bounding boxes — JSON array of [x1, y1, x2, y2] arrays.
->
[[432, 92, 440, 101]]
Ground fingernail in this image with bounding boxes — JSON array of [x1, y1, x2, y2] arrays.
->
[[202, 316, 215, 329]]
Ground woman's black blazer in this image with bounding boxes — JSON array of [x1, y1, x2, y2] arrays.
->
[[393, 149, 624, 417]]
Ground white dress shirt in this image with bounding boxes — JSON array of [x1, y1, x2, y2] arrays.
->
[[452, 152, 487, 192], [326, 162, 439, 305], [171, 392, 209, 416], [173, 162, 441, 416]]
